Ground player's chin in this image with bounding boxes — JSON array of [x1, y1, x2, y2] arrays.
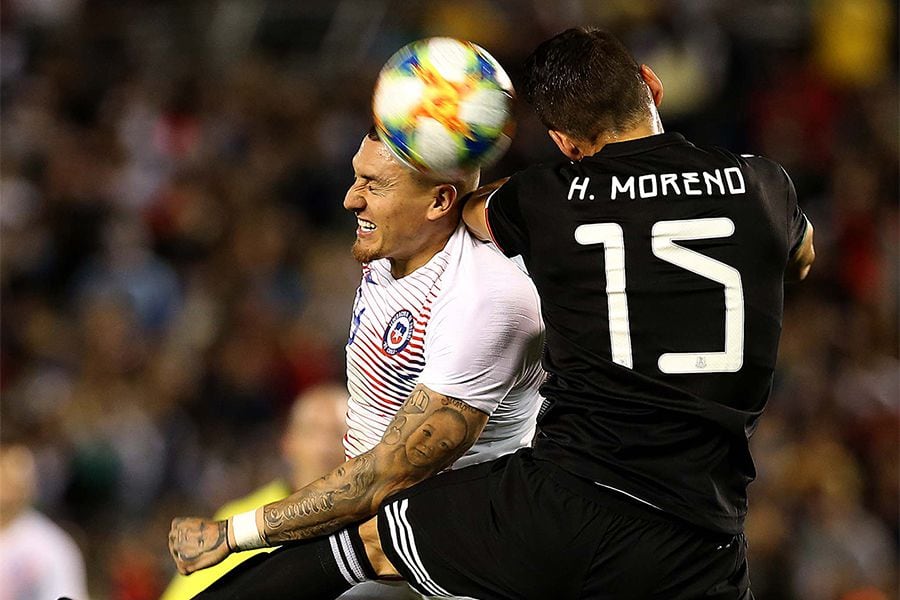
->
[[351, 239, 381, 264]]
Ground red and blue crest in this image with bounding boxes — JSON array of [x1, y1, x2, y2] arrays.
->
[[382, 309, 414, 355]]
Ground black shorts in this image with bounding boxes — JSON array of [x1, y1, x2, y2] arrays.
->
[[377, 448, 752, 600]]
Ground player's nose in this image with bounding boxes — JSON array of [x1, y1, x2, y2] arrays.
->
[[343, 188, 365, 212]]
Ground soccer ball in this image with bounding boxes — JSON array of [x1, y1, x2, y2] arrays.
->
[[372, 37, 515, 178]]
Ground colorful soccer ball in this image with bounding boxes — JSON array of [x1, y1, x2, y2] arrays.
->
[[372, 37, 515, 178]]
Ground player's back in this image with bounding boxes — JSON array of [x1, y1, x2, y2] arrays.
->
[[486, 132, 808, 534]]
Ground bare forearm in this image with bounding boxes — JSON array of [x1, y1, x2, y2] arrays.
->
[[169, 454, 394, 575], [170, 385, 487, 574], [259, 386, 487, 544], [262, 452, 393, 543]]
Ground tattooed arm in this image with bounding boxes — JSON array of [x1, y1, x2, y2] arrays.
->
[[169, 384, 487, 574]]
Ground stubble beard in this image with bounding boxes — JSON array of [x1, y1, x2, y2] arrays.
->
[[351, 239, 379, 264]]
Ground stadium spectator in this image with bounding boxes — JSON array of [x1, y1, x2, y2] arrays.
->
[[161, 384, 347, 599], [0, 440, 89, 600]]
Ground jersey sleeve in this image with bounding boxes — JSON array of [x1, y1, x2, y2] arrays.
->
[[417, 272, 542, 416], [784, 171, 809, 256], [748, 156, 809, 257], [484, 174, 529, 257]]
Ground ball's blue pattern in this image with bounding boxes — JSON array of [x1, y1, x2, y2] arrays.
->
[[373, 38, 514, 176], [396, 52, 419, 76], [464, 133, 493, 156], [384, 127, 409, 152], [475, 53, 496, 82]]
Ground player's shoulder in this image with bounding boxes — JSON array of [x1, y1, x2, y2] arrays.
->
[[503, 158, 577, 191], [442, 229, 539, 311], [686, 143, 795, 203], [699, 144, 790, 183], [464, 229, 529, 276], [737, 151, 787, 175]]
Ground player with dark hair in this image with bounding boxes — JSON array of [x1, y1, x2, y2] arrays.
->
[[451, 27, 812, 598], [523, 27, 654, 143], [173, 27, 814, 599]]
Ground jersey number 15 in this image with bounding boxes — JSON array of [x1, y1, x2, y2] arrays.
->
[[575, 217, 743, 374]]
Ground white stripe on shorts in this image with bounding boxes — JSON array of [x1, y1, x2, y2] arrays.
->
[[384, 502, 436, 594], [329, 533, 360, 585], [338, 529, 368, 583], [384, 499, 453, 596]]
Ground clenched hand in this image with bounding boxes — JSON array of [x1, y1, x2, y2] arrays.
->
[[168, 517, 231, 575]]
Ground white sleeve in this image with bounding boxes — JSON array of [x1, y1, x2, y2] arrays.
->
[[418, 276, 542, 415], [44, 539, 88, 600]]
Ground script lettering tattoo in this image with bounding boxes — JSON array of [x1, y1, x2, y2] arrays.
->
[[263, 453, 377, 541], [441, 396, 479, 414], [278, 520, 344, 541], [264, 492, 337, 531]]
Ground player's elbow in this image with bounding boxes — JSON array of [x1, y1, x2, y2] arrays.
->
[[368, 447, 432, 504], [785, 223, 815, 282], [370, 443, 469, 507], [785, 252, 814, 282], [797, 245, 815, 280], [370, 470, 429, 510]]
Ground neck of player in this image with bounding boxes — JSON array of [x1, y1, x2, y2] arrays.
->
[[552, 106, 665, 162], [389, 230, 453, 279], [589, 112, 665, 156]]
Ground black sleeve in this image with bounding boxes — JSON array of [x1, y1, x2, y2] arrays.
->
[[485, 174, 529, 257], [784, 171, 808, 256], [749, 156, 808, 257]]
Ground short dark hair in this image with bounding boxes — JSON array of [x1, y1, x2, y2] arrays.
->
[[523, 28, 647, 142]]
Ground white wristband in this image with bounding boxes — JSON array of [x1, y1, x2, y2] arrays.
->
[[231, 509, 266, 551]]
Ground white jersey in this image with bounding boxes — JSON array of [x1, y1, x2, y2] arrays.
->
[[0, 509, 88, 600], [343, 224, 544, 468]]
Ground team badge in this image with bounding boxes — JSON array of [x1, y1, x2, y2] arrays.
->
[[382, 309, 414, 355]]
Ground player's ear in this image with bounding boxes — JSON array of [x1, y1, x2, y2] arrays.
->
[[548, 130, 585, 161], [426, 183, 458, 221], [640, 64, 663, 107]]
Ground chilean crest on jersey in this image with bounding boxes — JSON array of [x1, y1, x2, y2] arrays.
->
[[382, 309, 414, 355]]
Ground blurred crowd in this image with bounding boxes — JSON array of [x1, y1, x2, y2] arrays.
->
[[0, 1, 896, 598]]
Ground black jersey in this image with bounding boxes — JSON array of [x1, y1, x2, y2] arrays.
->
[[486, 132, 808, 534]]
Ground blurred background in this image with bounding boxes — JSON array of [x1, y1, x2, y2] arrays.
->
[[0, 0, 896, 598]]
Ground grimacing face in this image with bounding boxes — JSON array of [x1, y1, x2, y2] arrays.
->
[[403, 408, 468, 468], [343, 137, 436, 268]]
